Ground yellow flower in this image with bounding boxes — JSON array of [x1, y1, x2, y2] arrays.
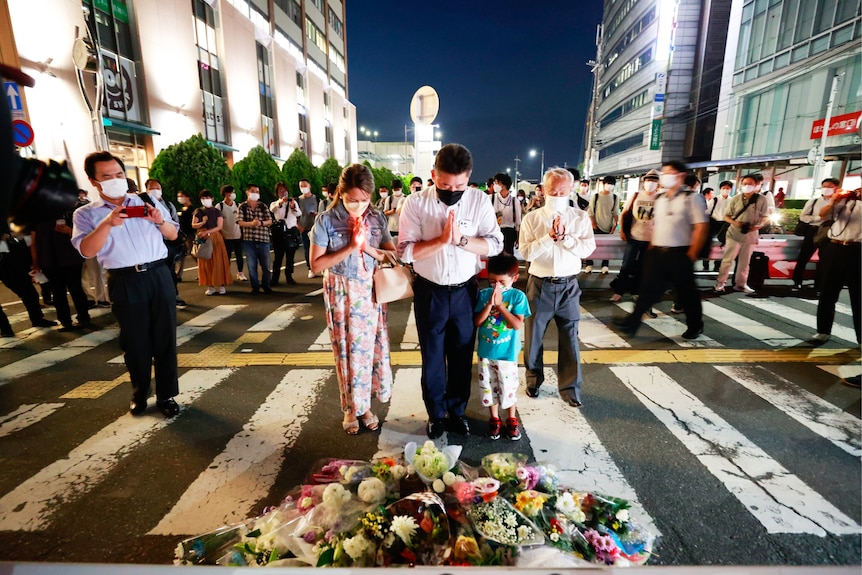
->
[[453, 535, 481, 561]]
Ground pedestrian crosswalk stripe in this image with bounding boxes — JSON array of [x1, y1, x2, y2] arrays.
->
[[716, 366, 861, 457], [309, 327, 330, 351], [700, 301, 802, 347], [0, 308, 113, 350], [611, 365, 861, 536], [797, 298, 854, 318], [0, 328, 120, 386], [248, 303, 310, 332], [374, 367, 451, 461], [0, 369, 234, 531], [108, 305, 247, 364], [739, 299, 858, 344], [149, 369, 331, 536], [579, 307, 630, 348], [0, 403, 65, 439], [615, 301, 722, 347], [516, 368, 659, 536], [817, 364, 862, 381]]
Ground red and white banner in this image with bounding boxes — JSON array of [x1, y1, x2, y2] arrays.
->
[[810, 110, 861, 139]]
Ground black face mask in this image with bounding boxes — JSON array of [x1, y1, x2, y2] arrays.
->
[[437, 189, 465, 206]]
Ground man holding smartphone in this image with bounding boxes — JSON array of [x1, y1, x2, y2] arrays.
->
[[72, 152, 181, 418]]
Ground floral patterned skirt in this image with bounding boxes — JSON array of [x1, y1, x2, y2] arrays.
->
[[322, 270, 392, 416]]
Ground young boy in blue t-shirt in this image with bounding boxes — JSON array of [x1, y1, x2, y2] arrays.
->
[[474, 253, 531, 440]]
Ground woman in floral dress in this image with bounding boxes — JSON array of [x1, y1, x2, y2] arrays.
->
[[192, 189, 233, 295], [310, 164, 395, 435]]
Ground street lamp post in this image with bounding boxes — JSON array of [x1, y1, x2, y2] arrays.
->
[[530, 149, 544, 181], [513, 156, 521, 192]]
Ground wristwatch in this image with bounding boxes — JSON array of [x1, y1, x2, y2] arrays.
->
[[458, 236, 468, 247]]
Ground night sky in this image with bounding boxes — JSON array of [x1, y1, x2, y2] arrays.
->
[[345, 1, 604, 183]]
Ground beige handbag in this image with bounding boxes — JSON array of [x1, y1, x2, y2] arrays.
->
[[373, 253, 413, 304]]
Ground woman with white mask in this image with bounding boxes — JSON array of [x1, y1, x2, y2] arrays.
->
[[309, 164, 396, 436], [191, 189, 233, 295]]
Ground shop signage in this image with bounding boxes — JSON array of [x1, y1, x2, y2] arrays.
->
[[809, 110, 861, 139]]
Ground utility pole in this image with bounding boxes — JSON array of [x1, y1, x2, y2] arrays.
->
[[584, 24, 603, 178], [514, 156, 521, 192], [811, 73, 843, 189]]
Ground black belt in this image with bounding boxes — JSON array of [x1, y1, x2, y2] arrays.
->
[[830, 239, 861, 246], [537, 275, 576, 284], [652, 246, 688, 252], [416, 275, 472, 291], [107, 259, 166, 276]]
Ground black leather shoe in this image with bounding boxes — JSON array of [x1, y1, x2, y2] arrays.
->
[[130, 397, 147, 415], [681, 325, 704, 340], [526, 385, 540, 398], [0, 328, 14, 338], [612, 317, 638, 336], [448, 416, 470, 435], [426, 418, 445, 439], [286, 277, 297, 285], [157, 398, 180, 418], [32, 318, 58, 328], [262, 286, 274, 294], [560, 389, 583, 408]]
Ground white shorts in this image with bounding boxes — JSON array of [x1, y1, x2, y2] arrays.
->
[[478, 358, 519, 410]]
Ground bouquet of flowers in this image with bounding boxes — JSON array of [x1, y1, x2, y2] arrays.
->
[[376, 491, 452, 566], [404, 440, 462, 485]]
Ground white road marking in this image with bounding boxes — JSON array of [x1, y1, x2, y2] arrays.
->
[[0, 403, 65, 439], [578, 307, 630, 348], [149, 369, 330, 535], [249, 303, 309, 332], [109, 305, 247, 364], [817, 365, 862, 380], [0, 369, 233, 531], [305, 288, 324, 297], [611, 365, 860, 536], [517, 367, 659, 536], [717, 366, 861, 457], [0, 308, 114, 350], [701, 300, 802, 347], [616, 302, 722, 347], [0, 328, 120, 386], [308, 327, 331, 351], [400, 303, 419, 350], [375, 367, 449, 459], [739, 298, 858, 344]]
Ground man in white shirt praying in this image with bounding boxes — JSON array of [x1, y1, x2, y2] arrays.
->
[[519, 168, 595, 408], [398, 143, 503, 439]]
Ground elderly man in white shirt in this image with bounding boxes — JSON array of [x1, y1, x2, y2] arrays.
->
[[519, 168, 595, 407], [398, 143, 503, 439]]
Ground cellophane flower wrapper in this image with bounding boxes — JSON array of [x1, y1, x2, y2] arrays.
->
[[404, 440, 462, 484], [174, 522, 253, 565], [305, 458, 374, 486], [377, 491, 452, 566], [216, 503, 306, 567], [466, 494, 545, 547], [481, 452, 528, 485]]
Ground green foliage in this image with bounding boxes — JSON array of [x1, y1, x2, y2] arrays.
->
[[370, 165, 398, 202], [281, 149, 321, 194], [317, 157, 343, 190], [149, 134, 231, 204], [232, 146, 282, 204]]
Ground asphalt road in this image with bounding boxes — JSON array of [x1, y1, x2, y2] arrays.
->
[[0, 260, 859, 567]]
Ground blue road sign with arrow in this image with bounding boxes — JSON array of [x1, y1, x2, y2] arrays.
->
[[5, 82, 23, 113]]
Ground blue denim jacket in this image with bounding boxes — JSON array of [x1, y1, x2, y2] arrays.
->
[[311, 202, 392, 280]]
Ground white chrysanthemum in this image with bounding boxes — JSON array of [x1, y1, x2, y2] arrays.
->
[[432, 478, 445, 493], [442, 471, 456, 486], [516, 525, 533, 541], [342, 533, 372, 560], [454, 474, 466, 483], [555, 492, 578, 515], [322, 483, 351, 508], [421, 440, 436, 452], [391, 515, 419, 545], [391, 464, 406, 481], [616, 508, 630, 523], [358, 477, 387, 504]]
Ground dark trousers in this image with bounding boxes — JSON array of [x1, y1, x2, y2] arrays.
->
[[792, 231, 820, 287], [413, 276, 478, 420], [107, 263, 178, 402], [271, 233, 298, 283], [629, 247, 702, 331], [244, 240, 271, 289], [501, 227, 517, 255], [224, 238, 244, 273], [524, 275, 584, 401], [0, 267, 46, 325], [816, 241, 861, 343], [301, 230, 311, 267], [44, 263, 90, 326], [612, 239, 648, 295]]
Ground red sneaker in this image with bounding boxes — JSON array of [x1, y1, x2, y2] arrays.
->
[[488, 417, 502, 440], [506, 417, 521, 441]]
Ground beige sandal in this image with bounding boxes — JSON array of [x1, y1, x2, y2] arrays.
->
[[359, 411, 380, 431], [342, 419, 359, 435]]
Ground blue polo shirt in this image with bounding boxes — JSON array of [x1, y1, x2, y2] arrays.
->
[[474, 287, 531, 362]]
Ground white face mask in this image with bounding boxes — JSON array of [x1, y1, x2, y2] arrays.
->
[[178, 196, 189, 205], [343, 200, 370, 216], [379, 191, 388, 198], [821, 187, 835, 197], [148, 187, 163, 200], [643, 181, 658, 192], [201, 198, 213, 208], [493, 184, 502, 193], [720, 189, 731, 197], [394, 190, 402, 196], [603, 183, 614, 192], [579, 185, 589, 195], [248, 192, 260, 202], [99, 178, 128, 199], [741, 184, 756, 195], [301, 187, 311, 195], [549, 195, 570, 212], [659, 174, 680, 189], [228, 193, 236, 201]]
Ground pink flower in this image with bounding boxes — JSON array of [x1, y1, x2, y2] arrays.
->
[[453, 481, 476, 505]]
